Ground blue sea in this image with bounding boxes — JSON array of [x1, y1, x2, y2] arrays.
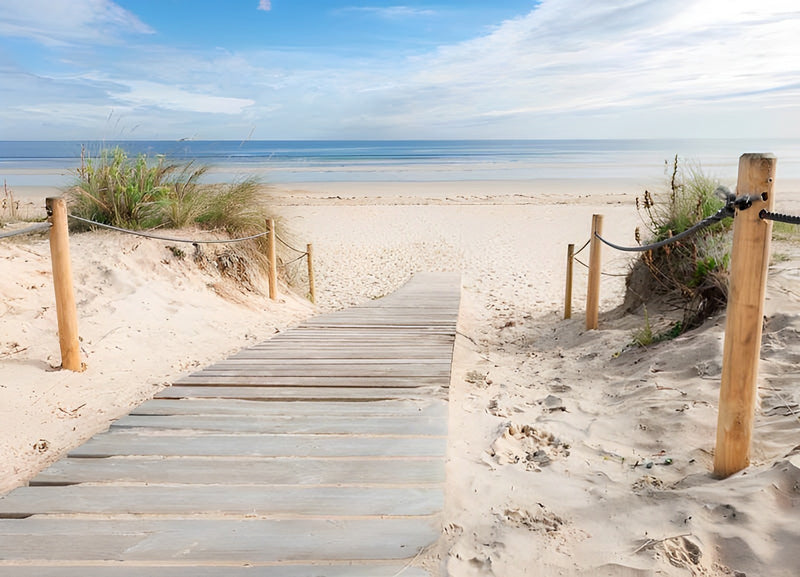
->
[[2, 139, 799, 187]]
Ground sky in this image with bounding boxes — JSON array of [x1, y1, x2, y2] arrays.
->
[[1, 0, 799, 141]]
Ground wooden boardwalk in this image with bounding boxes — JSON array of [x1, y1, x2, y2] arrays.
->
[[0, 273, 461, 576]]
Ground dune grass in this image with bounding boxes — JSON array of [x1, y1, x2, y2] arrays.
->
[[625, 156, 731, 334], [68, 147, 281, 288]]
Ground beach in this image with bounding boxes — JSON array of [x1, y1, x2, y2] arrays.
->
[[1, 175, 799, 575]]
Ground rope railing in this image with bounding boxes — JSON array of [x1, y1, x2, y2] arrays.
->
[[284, 251, 310, 266], [4, 198, 318, 373], [760, 209, 800, 225], [562, 155, 787, 479], [67, 214, 270, 244], [562, 187, 788, 323], [592, 186, 744, 253], [68, 213, 316, 304], [572, 256, 628, 278], [572, 238, 591, 257], [273, 230, 308, 254], [0, 222, 52, 240]]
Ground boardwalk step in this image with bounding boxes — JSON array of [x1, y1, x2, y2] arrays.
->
[[0, 273, 461, 575]]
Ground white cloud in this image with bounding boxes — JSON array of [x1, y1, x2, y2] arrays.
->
[[341, 6, 436, 18], [258, 0, 271, 12], [0, 0, 153, 45], [1, 0, 799, 139], [359, 0, 800, 136], [110, 80, 255, 114]]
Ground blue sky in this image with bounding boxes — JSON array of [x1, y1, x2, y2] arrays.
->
[[1, 0, 799, 140]]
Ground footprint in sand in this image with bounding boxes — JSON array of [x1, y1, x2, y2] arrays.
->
[[490, 423, 570, 472]]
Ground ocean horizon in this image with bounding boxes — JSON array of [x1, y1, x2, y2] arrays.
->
[[2, 139, 799, 187]]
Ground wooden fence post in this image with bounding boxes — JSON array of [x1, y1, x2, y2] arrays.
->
[[267, 218, 278, 300], [585, 214, 603, 330], [46, 197, 82, 371], [306, 243, 316, 304], [564, 243, 574, 319], [713, 153, 777, 478]]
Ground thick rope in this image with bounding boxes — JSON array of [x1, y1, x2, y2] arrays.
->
[[594, 186, 746, 253], [0, 222, 52, 239], [760, 210, 800, 225], [68, 214, 269, 244], [595, 205, 732, 253]]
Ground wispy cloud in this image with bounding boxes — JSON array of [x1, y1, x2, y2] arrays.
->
[[340, 5, 437, 18], [1, 0, 799, 139], [257, 0, 271, 12], [104, 79, 255, 115], [363, 0, 800, 136], [0, 0, 153, 46]]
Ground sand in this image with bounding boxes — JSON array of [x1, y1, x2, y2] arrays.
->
[[1, 178, 799, 576]]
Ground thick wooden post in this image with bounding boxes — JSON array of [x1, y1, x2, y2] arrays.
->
[[306, 243, 316, 304], [564, 243, 574, 319], [713, 153, 776, 478], [46, 197, 82, 371], [585, 214, 603, 330], [267, 218, 278, 300]]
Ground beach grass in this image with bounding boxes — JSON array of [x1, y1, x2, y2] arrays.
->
[[67, 147, 280, 285], [625, 156, 731, 331]]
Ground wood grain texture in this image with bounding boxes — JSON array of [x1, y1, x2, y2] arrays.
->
[[0, 272, 461, 575], [713, 154, 777, 478]]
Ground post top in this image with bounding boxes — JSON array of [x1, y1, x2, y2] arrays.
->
[[739, 152, 776, 160]]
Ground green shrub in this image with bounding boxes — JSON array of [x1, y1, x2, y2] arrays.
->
[[623, 156, 732, 331], [70, 147, 176, 229], [67, 147, 285, 288]]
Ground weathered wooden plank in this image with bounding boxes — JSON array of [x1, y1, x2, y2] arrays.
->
[[281, 327, 454, 331], [111, 414, 448, 435], [0, 565, 431, 577], [31, 457, 445, 486], [231, 341, 453, 352], [0, 486, 443, 517], [258, 336, 454, 344], [154, 386, 447, 401], [68, 432, 447, 458], [170, 371, 450, 388], [299, 318, 458, 325], [0, 518, 439, 561], [230, 349, 452, 359], [130, 399, 446, 417], [0, 273, 459, 573], [298, 324, 456, 332], [171, 375, 449, 386], [215, 358, 452, 366], [189, 366, 451, 378]]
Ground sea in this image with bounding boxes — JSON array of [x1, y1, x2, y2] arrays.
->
[[2, 139, 799, 187]]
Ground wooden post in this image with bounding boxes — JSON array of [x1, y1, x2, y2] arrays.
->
[[46, 197, 82, 371], [713, 153, 776, 478], [306, 243, 316, 304], [564, 243, 574, 319], [585, 214, 603, 330], [266, 218, 278, 300]]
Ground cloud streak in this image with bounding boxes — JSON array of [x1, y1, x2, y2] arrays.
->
[[339, 5, 437, 18], [0, 0, 153, 45], [1, 0, 798, 139]]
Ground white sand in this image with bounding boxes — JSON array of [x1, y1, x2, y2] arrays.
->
[[1, 179, 799, 575]]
